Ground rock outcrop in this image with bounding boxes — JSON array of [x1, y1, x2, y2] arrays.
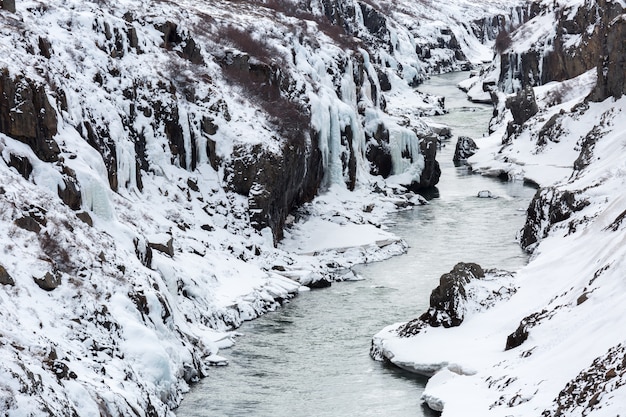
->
[[453, 136, 478, 164], [396, 262, 485, 336], [520, 187, 590, 251]]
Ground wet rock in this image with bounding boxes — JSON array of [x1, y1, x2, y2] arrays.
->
[[477, 190, 495, 198], [414, 135, 441, 190], [453, 136, 478, 164], [0, 264, 15, 286], [34, 271, 61, 291]]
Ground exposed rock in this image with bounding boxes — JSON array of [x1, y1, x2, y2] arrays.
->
[[76, 211, 93, 227], [413, 135, 441, 190], [227, 139, 323, 244], [34, 271, 61, 291], [591, 10, 626, 101], [453, 136, 478, 164], [366, 123, 392, 177], [6, 153, 33, 179], [396, 262, 485, 335], [520, 187, 590, 251], [58, 166, 82, 210], [0, 69, 59, 162], [148, 235, 175, 257], [477, 190, 496, 198], [134, 236, 153, 268], [15, 216, 42, 233], [0, 264, 15, 286], [506, 85, 538, 126], [1, 0, 16, 13]]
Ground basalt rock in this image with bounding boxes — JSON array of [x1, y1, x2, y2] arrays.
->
[[396, 263, 485, 336], [411, 135, 441, 190], [591, 8, 626, 101], [453, 136, 478, 164], [520, 187, 590, 251], [6, 153, 33, 180], [1, 0, 16, 13], [366, 123, 392, 177], [506, 85, 538, 126], [0, 70, 59, 162], [227, 138, 323, 245]]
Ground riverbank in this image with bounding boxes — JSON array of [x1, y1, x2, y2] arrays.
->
[[370, 66, 626, 415]]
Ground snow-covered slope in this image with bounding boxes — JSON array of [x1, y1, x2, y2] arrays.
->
[[371, 0, 626, 415], [0, 0, 523, 416]]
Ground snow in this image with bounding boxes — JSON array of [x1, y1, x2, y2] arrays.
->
[[372, 69, 626, 417], [0, 0, 552, 416]]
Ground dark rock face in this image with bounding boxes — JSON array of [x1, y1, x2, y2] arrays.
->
[[359, 3, 388, 38], [506, 85, 539, 126], [7, 153, 33, 179], [366, 123, 392, 177], [34, 271, 61, 291], [396, 262, 485, 336], [0, 70, 59, 162], [0, 264, 15, 286], [520, 187, 590, 251], [413, 135, 441, 190], [453, 136, 478, 164], [591, 9, 626, 101], [15, 216, 42, 233], [227, 139, 324, 245], [499, 0, 624, 92]]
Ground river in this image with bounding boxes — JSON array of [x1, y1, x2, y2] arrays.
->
[[175, 71, 536, 417]]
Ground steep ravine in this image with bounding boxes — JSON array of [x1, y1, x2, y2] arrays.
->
[[175, 71, 535, 417]]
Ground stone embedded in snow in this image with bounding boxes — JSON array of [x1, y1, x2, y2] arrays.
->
[[148, 233, 174, 257], [0, 264, 15, 286], [33, 271, 61, 291]]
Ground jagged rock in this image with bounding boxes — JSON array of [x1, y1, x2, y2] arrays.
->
[[34, 271, 61, 291], [413, 135, 441, 190], [396, 263, 485, 336], [506, 85, 538, 126], [359, 3, 388, 38], [505, 309, 550, 350], [520, 187, 590, 251], [134, 237, 153, 268], [227, 140, 323, 244], [0, 264, 15, 286], [453, 136, 478, 164], [366, 123, 392, 177], [7, 153, 33, 179], [58, 166, 82, 210], [0, 70, 59, 162], [477, 190, 495, 198]]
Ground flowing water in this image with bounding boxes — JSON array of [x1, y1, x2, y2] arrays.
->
[[176, 72, 536, 417]]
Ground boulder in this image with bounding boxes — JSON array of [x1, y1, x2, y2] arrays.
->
[[1, 0, 16, 13], [453, 136, 478, 164], [396, 262, 485, 336], [34, 271, 61, 291], [0, 264, 15, 286], [148, 234, 174, 257]]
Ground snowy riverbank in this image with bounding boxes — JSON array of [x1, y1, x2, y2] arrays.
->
[[371, 62, 626, 417]]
